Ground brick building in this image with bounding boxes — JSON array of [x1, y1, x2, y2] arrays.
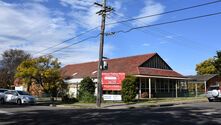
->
[[61, 53, 187, 99]]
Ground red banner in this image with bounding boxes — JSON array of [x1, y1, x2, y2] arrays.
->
[[102, 73, 125, 91]]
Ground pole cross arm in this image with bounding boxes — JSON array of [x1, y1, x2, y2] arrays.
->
[[95, 2, 114, 15]]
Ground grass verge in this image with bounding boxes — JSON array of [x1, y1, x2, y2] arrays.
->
[[57, 97, 207, 109]]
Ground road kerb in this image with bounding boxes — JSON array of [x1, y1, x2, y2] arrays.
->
[[55, 99, 208, 109]]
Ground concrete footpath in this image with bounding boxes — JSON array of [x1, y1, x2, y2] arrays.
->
[[56, 97, 208, 109]]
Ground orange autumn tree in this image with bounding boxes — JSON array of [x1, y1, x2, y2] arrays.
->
[[16, 55, 67, 98]]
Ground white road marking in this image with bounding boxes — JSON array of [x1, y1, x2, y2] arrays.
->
[[0, 110, 14, 115], [202, 112, 220, 115]]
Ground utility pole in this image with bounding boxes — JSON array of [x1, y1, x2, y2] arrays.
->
[[95, 0, 113, 108]]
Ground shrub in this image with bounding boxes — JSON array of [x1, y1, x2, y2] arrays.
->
[[79, 77, 95, 95], [121, 76, 137, 103], [62, 95, 78, 104], [78, 77, 96, 103], [79, 91, 96, 103]]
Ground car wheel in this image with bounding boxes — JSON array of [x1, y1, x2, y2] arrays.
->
[[17, 99, 22, 105], [0, 98, 4, 104], [208, 98, 214, 102]]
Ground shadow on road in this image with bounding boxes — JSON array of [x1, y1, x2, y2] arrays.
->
[[0, 103, 52, 108], [0, 105, 220, 125]]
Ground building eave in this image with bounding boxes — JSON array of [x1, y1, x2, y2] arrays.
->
[[133, 75, 188, 80]]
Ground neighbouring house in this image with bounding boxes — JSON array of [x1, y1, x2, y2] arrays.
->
[[187, 74, 221, 96], [14, 78, 43, 97], [61, 53, 188, 100]]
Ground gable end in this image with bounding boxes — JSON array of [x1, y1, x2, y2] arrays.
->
[[140, 54, 172, 70]]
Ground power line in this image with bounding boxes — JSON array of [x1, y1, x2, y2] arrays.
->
[[109, 12, 155, 35], [35, 1, 221, 57], [153, 27, 216, 51], [41, 33, 100, 56], [106, 0, 221, 26], [113, 11, 221, 34], [110, 12, 215, 53], [35, 0, 220, 56], [34, 26, 99, 55], [107, 13, 159, 43]]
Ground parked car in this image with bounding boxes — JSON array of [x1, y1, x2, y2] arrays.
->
[[0, 88, 8, 104], [1, 90, 36, 105], [206, 85, 221, 102], [0, 88, 8, 95]]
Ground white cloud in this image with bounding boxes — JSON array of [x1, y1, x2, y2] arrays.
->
[[165, 35, 174, 39], [132, 0, 165, 26], [60, 0, 124, 30], [60, 0, 95, 11], [142, 43, 150, 47], [55, 41, 114, 65], [159, 41, 168, 44], [0, 0, 116, 65], [0, 0, 165, 66], [70, 5, 101, 29], [0, 1, 77, 63], [0, 0, 118, 65], [28, 0, 48, 2]]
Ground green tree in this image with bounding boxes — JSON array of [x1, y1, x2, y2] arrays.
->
[[214, 50, 221, 75], [0, 69, 9, 88], [121, 76, 137, 103], [78, 77, 95, 103], [16, 55, 66, 97], [195, 58, 217, 75], [0, 49, 30, 88]]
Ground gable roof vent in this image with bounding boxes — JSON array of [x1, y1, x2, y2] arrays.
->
[[92, 71, 97, 74], [72, 72, 78, 76]]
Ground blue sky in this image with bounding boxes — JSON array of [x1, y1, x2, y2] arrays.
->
[[0, 0, 220, 75]]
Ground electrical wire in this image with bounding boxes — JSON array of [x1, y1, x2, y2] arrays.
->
[[34, 26, 99, 55], [113, 11, 221, 34], [110, 12, 215, 52], [106, 0, 221, 26], [43, 33, 100, 56], [35, 0, 221, 56]]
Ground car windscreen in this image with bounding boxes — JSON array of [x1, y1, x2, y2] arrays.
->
[[208, 87, 219, 91], [0, 90, 7, 93], [17, 91, 30, 95]]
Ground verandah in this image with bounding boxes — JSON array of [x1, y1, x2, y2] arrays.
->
[[136, 76, 188, 98]]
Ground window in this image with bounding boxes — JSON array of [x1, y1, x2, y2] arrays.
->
[[5, 91, 12, 94], [0, 89, 7, 93], [17, 91, 30, 95], [12, 91, 18, 96], [208, 87, 219, 91]]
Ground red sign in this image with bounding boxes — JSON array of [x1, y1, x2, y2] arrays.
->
[[102, 73, 125, 91]]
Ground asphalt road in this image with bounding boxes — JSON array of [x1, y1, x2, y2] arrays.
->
[[0, 102, 221, 125]]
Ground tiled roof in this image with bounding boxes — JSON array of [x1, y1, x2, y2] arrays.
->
[[138, 67, 183, 77], [187, 74, 218, 81], [61, 53, 184, 79], [61, 61, 98, 79]]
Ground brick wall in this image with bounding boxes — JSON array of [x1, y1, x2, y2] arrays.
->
[[207, 76, 221, 87]]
